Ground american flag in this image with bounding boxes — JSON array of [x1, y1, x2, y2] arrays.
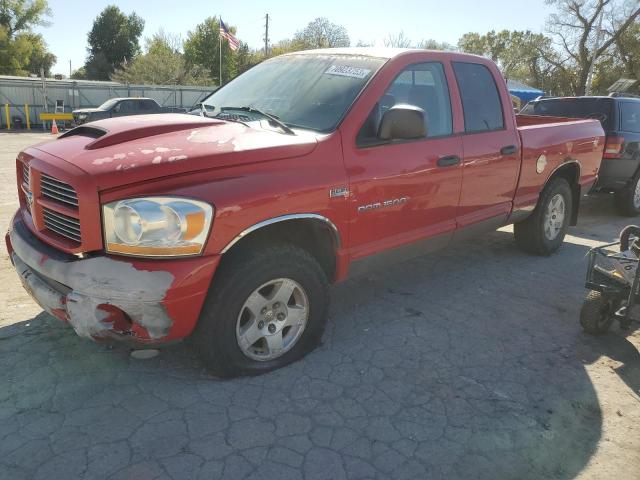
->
[[219, 20, 240, 51]]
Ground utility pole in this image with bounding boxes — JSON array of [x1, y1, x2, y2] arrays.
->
[[585, 11, 604, 96], [41, 67, 48, 131], [264, 14, 270, 57], [69, 60, 72, 79]]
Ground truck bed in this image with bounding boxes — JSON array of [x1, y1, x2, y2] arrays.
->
[[515, 113, 590, 128], [513, 114, 604, 213]]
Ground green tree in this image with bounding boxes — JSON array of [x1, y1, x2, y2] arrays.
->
[[84, 5, 144, 80], [614, 21, 640, 85], [270, 38, 306, 56], [419, 39, 454, 51], [184, 17, 238, 85], [234, 42, 262, 75], [70, 66, 86, 79], [111, 31, 212, 85], [293, 17, 350, 49], [458, 30, 566, 94], [0, 0, 55, 76], [23, 32, 55, 73], [0, 0, 49, 35]]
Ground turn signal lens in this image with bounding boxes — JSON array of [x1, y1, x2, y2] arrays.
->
[[102, 197, 213, 257], [603, 136, 625, 159]]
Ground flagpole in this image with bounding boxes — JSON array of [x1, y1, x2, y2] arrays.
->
[[219, 17, 223, 87]]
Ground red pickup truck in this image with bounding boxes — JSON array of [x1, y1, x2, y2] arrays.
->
[[7, 48, 603, 377]]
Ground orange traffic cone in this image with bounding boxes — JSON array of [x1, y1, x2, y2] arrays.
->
[[51, 119, 59, 135]]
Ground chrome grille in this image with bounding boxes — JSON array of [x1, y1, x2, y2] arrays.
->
[[43, 208, 81, 242], [22, 163, 30, 189], [41, 174, 79, 207]]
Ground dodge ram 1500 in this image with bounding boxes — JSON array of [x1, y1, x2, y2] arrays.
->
[[6, 48, 604, 377]]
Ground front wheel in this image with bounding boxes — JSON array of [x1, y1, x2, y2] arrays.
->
[[580, 290, 615, 335], [192, 244, 329, 378], [514, 177, 573, 256], [614, 172, 640, 217]]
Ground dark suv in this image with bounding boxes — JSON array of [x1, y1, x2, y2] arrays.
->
[[521, 95, 640, 215]]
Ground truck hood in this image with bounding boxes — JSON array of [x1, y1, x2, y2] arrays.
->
[[31, 114, 319, 191], [72, 108, 104, 114]]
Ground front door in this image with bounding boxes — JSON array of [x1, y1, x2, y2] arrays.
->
[[343, 61, 463, 261]]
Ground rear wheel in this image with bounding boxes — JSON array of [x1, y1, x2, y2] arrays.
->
[[514, 177, 573, 255], [614, 171, 640, 217], [580, 290, 615, 335], [192, 244, 329, 378]]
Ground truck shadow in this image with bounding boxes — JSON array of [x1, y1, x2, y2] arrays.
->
[[569, 194, 640, 401], [1, 208, 637, 479]]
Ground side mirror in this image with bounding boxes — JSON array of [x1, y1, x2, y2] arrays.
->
[[378, 104, 427, 141]]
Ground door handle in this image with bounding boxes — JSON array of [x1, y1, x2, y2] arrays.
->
[[501, 145, 518, 155], [437, 155, 461, 167]]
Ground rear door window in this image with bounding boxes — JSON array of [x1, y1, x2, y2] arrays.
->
[[452, 62, 504, 133], [620, 102, 640, 133], [139, 100, 157, 112]]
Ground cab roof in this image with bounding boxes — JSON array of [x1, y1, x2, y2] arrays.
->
[[284, 47, 486, 62]]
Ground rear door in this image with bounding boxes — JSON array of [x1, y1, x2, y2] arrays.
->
[[452, 61, 520, 231], [343, 61, 463, 260]]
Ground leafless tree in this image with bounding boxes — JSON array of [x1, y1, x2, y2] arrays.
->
[[384, 31, 412, 48], [419, 38, 455, 51], [546, 0, 640, 94]]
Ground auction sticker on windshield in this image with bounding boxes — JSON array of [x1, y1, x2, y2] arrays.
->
[[325, 65, 371, 79]]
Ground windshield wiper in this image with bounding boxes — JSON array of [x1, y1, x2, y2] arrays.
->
[[220, 106, 295, 135]]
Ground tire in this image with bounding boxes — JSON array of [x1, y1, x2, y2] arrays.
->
[[619, 225, 640, 252], [192, 244, 329, 378], [580, 290, 615, 335], [514, 177, 573, 256], [614, 171, 640, 217]]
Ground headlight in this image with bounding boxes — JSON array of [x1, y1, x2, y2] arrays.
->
[[102, 197, 213, 257]]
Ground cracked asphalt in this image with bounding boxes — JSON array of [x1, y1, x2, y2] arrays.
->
[[1, 132, 639, 479]]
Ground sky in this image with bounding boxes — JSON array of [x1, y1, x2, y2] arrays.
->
[[36, 0, 555, 76]]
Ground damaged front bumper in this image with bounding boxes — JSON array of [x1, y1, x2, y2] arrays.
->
[[6, 213, 219, 343]]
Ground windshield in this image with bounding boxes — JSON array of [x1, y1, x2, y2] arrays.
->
[[521, 98, 614, 130], [203, 54, 386, 132], [99, 98, 120, 110]]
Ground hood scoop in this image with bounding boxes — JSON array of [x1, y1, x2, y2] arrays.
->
[[86, 119, 222, 150], [58, 114, 221, 150], [58, 126, 106, 140]]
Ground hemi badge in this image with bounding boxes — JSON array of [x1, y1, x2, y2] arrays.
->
[[329, 187, 349, 198]]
